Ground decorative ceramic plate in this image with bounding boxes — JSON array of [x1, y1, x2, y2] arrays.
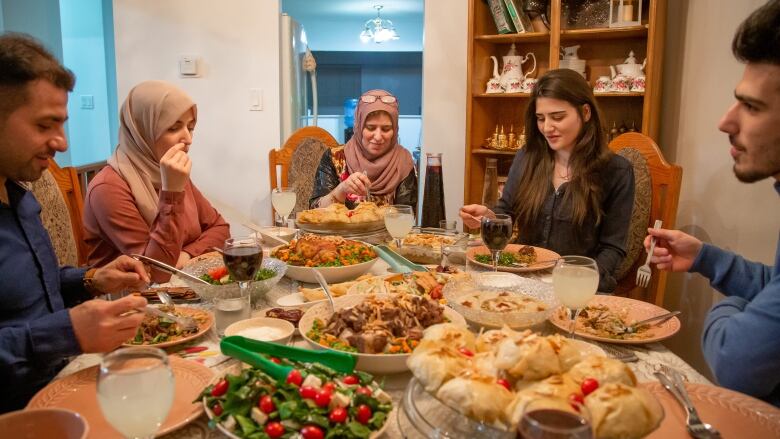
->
[[466, 244, 561, 273], [642, 382, 780, 438], [27, 356, 214, 438], [123, 306, 213, 348], [549, 295, 681, 344]]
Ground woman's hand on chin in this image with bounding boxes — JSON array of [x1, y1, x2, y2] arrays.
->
[[160, 143, 192, 192]]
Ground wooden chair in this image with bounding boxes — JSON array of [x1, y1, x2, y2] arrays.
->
[[47, 159, 88, 265], [609, 133, 682, 306], [268, 126, 339, 219]]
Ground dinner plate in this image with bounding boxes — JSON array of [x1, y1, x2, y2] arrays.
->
[[27, 356, 214, 438], [548, 295, 681, 344], [275, 292, 325, 308], [642, 382, 780, 438], [123, 307, 213, 348], [466, 244, 561, 273]]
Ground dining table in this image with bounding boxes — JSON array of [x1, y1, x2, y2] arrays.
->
[[55, 252, 716, 439]]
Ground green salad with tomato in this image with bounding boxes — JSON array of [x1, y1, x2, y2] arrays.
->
[[200, 266, 277, 285], [199, 355, 392, 439]]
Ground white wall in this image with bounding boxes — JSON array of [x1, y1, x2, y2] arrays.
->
[[659, 0, 780, 378], [421, 0, 468, 223], [112, 0, 281, 232]]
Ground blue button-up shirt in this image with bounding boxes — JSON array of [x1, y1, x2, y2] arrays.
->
[[0, 180, 90, 412]]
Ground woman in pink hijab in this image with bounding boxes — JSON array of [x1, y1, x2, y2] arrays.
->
[[82, 80, 229, 282], [310, 89, 417, 210]]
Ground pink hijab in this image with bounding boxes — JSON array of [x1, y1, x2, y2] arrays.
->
[[106, 80, 197, 225], [344, 89, 414, 197]]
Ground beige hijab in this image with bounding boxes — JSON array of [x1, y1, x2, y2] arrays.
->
[[107, 80, 197, 225], [344, 89, 414, 198]]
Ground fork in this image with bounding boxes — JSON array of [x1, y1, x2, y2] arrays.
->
[[143, 305, 198, 332], [636, 219, 663, 288], [594, 341, 639, 362], [654, 369, 721, 438]]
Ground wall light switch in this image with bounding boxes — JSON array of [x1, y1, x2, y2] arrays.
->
[[80, 95, 94, 109], [179, 55, 198, 77], [249, 88, 263, 111]]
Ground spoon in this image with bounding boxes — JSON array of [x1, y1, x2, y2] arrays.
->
[[310, 269, 335, 314]]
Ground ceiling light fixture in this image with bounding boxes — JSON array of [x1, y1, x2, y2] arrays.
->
[[359, 4, 400, 44]]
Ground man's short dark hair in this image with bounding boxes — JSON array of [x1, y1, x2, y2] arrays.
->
[[732, 0, 780, 65], [0, 32, 75, 118]]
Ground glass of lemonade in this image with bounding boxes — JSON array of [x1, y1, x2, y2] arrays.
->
[[271, 187, 296, 235], [384, 205, 415, 249], [552, 255, 599, 335], [97, 347, 175, 439]]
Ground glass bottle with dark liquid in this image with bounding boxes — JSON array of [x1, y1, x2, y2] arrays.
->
[[421, 153, 446, 228]]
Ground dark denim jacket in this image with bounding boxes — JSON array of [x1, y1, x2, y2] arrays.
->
[[0, 180, 89, 412], [495, 150, 635, 292]]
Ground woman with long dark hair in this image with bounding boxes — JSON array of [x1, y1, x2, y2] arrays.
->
[[460, 69, 634, 292]]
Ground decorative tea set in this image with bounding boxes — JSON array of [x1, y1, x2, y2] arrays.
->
[[483, 125, 526, 151], [485, 45, 646, 95]]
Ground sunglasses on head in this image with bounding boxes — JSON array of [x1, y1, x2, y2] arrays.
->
[[360, 94, 397, 104]]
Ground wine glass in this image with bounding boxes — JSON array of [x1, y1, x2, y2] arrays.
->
[[552, 255, 599, 336], [384, 204, 415, 248], [519, 398, 593, 439], [480, 214, 512, 271], [220, 235, 261, 330], [271, 187, 296, 236], [97, 347, 175, 439]]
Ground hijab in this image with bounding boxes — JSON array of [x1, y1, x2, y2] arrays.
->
[[344, 89, 414, 198], [106, 80, 197, 225]]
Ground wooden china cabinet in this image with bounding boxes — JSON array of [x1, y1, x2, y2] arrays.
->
[[464, 0, 667, 206]]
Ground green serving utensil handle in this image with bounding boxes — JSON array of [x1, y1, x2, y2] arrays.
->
[[373, 245, 429, 273], [220, 336, 356, 381]]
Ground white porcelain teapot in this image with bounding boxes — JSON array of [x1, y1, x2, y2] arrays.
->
[[499, 43, 537, 91], [615, 50, 646, 78]]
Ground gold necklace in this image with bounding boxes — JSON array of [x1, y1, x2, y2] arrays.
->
[[556, 163, 571, 180]]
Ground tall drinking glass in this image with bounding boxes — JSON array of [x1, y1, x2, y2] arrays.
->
[[271, 187, 296, 235], [480, 214, 513, 271], [518, 399, 593, 439], [552, 256, 599, 335], [384, 205, 415, 248], [218, 235, 261, 333], [97, 347, 175, 439]]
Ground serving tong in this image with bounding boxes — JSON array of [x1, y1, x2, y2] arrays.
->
[[220, 336, 356, 382], [130, 253, 211, 286]]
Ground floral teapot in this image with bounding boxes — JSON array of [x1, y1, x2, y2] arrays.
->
[[499, 43, 537, 91]]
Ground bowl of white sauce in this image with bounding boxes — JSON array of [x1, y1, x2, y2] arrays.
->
[[223, 317, 295, 345]]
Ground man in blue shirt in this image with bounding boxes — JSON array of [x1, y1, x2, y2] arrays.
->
[[645, 0, 780, 406], [0, 33, 150, 412]]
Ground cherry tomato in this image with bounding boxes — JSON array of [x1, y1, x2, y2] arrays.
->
[[314, 390, 332, 408], [211, 379, 228, 397], [259, 395, 275, 414], [286, 369, 303, 386], [568, 392, 584, 411], [355, 404, 372, 424], [270, 357, 282, 364], [580, 378, 599, 396], [211, 403, 223, 416], [356, 386, 373, 397], [429, 284, 444, 300], [458, 347, 474, 357], [496, 379, 512, 390], [299, 386, 318, 400], [342, 375, 359, 385], [322, 382, 336, 394], [329, 406, 348, 423], [300, 425, 324, 439], [207, 266, 229, 280], [265, 422, 285, 438]]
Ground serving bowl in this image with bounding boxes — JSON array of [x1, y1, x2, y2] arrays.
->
[[299, 294, 467, 374], [0, 408, 89, 439], [270, 242, 378, 284], [178, 252, 287, 305], [444, 272, 558, 329], [223, 317, 295, 344]]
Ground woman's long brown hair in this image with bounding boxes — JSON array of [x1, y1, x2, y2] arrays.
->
[[512, 69, 612, 230]]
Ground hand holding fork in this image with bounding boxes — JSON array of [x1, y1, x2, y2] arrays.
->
[[637, 219, 663, 288]]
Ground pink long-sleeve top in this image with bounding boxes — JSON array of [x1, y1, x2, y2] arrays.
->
[[83, 166, 230, 282]]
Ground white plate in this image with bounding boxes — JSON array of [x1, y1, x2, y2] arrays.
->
[[275, 292, 326, 308]]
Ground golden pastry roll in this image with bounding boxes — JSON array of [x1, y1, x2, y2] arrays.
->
[[406, 342, 469, 392], [567, 355, 638, 387], [494, 333, 563, 381], [435, 373, 514, 425], [585, 383, 664, 439], [421, 323, 476, 350], [475, 326, 530, 353]]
